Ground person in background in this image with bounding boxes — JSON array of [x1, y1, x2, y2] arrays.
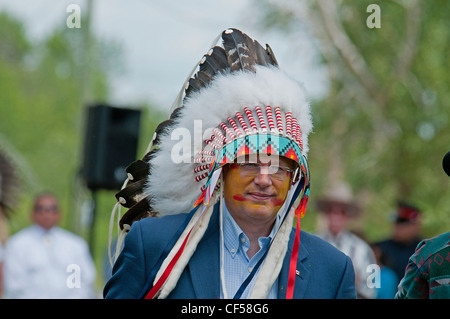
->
[[3, 193, 97, 298], [0, 149, 21, 298], [316, 181, 377, 299], [395, 151, 450, 299], [374, 201, 423, 286], [395, 231, 450, 299], [371, 244, 398, 299]]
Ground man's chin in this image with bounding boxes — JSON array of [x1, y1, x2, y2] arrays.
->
[[246, 204, 281, 219]]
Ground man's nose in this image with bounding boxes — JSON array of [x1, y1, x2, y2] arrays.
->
[[253, 166, 273, 186]]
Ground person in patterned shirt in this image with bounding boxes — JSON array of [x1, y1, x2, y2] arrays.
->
[[395, 232, 450, 299], [395, 151, 450, 299]]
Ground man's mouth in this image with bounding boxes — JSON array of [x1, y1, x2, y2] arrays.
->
[[233, 192, 285, 206], [247, 192, 274, 201]]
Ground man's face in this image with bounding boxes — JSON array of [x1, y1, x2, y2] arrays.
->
[[393, 220, 422, 243], [32, 195, 61, 230], [223, 154, 294, 226], [324, 203, 349, 236]]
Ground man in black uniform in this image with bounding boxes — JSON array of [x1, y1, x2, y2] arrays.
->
[[375, 202, 423, 285]]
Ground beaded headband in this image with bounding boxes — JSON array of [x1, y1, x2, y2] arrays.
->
[[194, 105, 304, 187]]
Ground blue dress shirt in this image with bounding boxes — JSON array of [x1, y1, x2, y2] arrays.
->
[[220, 202, 280, 298]]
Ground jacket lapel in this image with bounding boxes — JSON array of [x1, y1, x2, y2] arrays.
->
[[187, 204, 221, 299], [278, 230, 310, 299]]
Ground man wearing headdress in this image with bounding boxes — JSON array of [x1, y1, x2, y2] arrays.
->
[[104, 29, 356, 299]]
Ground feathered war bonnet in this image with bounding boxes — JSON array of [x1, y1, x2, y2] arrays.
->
[[109, 29, 313, 299]]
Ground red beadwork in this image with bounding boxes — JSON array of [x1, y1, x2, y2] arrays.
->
[[275, 106, 283, 133], [244, 107, 258, 132], [195, 172, 209, 182], [236, 112, 251, 135], [213, 128, 230, 145], [255, 106, 267, 130], [194, 157, 210, 164], [285, 112, 292, 137], [228, 117, 243, 137], [266, 105, 276, 131], [292, 117, 298, 143], [205, 139, 221, 150], [220, 122, 235, 140], [194, 164, 210, 173]]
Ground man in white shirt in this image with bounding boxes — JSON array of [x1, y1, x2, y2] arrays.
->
[[3, 193, 97, 298]]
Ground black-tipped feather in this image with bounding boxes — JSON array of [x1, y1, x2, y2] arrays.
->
[[265, 44, 279, 66], [125, 160, 149, 183], [119, 196, 157, 230], [186, 77, 206, 96], [223, 29, 255, 71], [195, 71, 213, 86], [199, 46, 229, 77], [152, 119, 177, 146], [142, 148, 160, 163], [169, 107, 183, 120], [185, 28, 279, 98], [209, 46, 229, 69], [115, 179, 147, 208]]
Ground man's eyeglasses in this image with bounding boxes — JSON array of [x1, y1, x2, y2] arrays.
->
[[34, 205, 59, 213], [230, 162, 296, 181]]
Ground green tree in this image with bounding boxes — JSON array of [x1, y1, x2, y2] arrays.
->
[[0, 11, 166, 282], [0, 11, 111, 230], [257, 0, 450, 239]]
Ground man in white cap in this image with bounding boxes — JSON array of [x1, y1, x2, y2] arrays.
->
[[316, 181, 377, 299]]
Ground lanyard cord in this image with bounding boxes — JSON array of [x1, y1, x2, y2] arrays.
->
[[232, 179, 305, 299]]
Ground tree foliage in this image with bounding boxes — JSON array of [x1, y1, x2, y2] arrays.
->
[[257, 0, 450, 239], [0, 11, 165, 248]]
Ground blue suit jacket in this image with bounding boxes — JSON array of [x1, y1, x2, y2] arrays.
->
[[104, 205, 356, 299]]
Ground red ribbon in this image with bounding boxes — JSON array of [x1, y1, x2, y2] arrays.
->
[[145, 228, 193, 299], [286, 209, 301, 299], [286, 193, 308, 299]]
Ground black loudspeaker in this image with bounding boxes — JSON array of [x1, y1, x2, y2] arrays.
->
[[81, 104, 141, 190]]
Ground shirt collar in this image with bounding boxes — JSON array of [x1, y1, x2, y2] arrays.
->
[[31, 225, 57, 237], [222, 201, 281, 258]]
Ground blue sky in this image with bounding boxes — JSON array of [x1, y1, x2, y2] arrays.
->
[[0, 0, 328, 114]]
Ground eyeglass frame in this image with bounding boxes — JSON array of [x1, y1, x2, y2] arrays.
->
[[229, 158, 298, 182]]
